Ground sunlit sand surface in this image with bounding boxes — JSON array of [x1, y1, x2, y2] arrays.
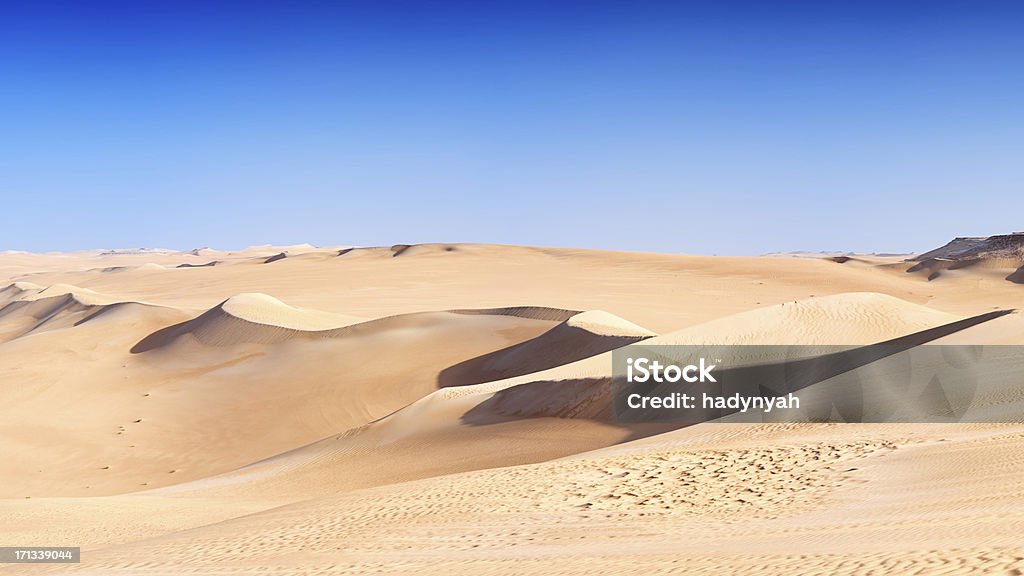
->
[[1, 242, 1022, 574]]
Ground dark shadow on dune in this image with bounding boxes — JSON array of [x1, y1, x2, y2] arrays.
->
[[1007, 266, 1024, 284], [460, 376, 682, 442], [906, 258, 953, 280], [906, 257, 993, 281], [448, 307, 579, 321], [463, 377, 613, 423], [389, 243, 461, 257], [130, 317, 199, 352], [439, 333, 648, 387], [264, 252, 287, 264], [73, 302, 159, 327], [0, 300, 30, 319], [176, 261, 218, 268]]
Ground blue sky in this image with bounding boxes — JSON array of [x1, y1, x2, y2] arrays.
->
[[1, 0, 1021, 254]]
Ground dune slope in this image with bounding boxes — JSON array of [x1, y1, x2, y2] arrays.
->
[[1, 244, 1023, 576]]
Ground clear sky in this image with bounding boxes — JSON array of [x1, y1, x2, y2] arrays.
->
[[1, 0, 1021, 254]]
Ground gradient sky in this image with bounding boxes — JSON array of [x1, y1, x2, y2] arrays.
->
[[1, 0, 1021, 254]]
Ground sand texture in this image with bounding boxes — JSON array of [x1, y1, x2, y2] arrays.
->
[[1, 243, 1023, 575]]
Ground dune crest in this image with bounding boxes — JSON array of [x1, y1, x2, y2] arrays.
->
[[656, 292, 962, 346], [9, 282, 119, 305], [130, 293, 363, 351], [0, 283, 176, 342], [0, 280, 44, 297], [218, 293, 358, 330], [129, 296, 577, 355], [566, 310, 656, 337], [439, 309, 653, 387], [449, 306, 579, 322]]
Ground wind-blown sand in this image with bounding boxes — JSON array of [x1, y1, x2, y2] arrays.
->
[[1, 243, 1022, 575]]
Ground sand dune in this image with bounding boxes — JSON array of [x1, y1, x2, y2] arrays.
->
[[446, 291, 973, 401], [439, 309, 653, 387], [8, 282, 116, 304], [0, 282, 170, 342], [129, 296, 588, 352], [1, 243, 1023, 575], [152, 293, 1004, 506], [0, 294, 108, 340], [655, 292, 964, 345], [0, 280, 44, 296], [448, 293, 993, 425], [0, 295, 582, 497], [130, 292, 364, 350], [147, 310, 662, 500]]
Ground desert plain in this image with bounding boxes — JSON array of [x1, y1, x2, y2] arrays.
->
[[1, 238, 1023, 575]]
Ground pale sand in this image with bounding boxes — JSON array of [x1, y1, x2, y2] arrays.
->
[[0, 243, 1022, 575]]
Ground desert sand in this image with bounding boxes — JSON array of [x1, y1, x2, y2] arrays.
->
[[1, 241, 1023, 575]]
